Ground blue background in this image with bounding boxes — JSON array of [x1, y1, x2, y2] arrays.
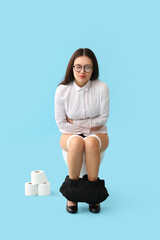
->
[[0, 0, 160, 239]]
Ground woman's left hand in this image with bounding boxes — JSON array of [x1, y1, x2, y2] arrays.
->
[[66, 116, 73, 124]]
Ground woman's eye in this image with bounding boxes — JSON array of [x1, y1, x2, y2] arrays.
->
[[76, 66, 81, 69]]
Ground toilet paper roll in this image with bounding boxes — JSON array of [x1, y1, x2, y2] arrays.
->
[[31, 170, 48, 184], [38, 182, 50, 196], [25, 182, 38, 196]]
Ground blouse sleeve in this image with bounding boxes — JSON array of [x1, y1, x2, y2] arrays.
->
[[73, 84, 109, 128], [55, 86, 90, 134]]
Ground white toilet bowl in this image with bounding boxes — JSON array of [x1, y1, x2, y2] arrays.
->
[[62, 149, 105, 178]]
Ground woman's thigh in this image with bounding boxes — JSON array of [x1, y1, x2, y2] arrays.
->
[[92, 133, 109, 152], [60, 133, 109, 152], [60, 134, 74, 151]]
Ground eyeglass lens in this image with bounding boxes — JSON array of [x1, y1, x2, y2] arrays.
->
[[74, 65, 92, 73]]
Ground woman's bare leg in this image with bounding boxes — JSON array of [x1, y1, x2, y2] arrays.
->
[[67, 136, 85, 179], [84, 137, 100, 181], [84, 133, 109, 206], [60, 134, 85, 206], [84, 133, 109, 181]]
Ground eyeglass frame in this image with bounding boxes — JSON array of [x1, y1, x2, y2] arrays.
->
[[73, 64, 93, 73]]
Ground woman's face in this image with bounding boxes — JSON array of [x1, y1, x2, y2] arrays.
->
[[73, 56, 93, 87]]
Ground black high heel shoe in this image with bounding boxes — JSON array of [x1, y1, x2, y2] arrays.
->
[[89, 204, 100, 213], [66, 202, 78, 214]]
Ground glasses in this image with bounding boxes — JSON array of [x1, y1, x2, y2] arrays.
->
[[73, 64, 93, 73]]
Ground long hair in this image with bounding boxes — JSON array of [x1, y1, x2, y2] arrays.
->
[[58, 48, 99, 86]]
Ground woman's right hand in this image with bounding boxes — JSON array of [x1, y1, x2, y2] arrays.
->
[[90, 125, 103, 131]]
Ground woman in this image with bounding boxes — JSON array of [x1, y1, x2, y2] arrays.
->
[[55, 48, 109, 214]]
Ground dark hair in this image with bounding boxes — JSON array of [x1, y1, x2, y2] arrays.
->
[[58, 48, 99, 86]]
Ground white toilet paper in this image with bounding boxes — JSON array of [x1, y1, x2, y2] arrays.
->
[[25, 182, 38, 196], [31, 170, 48, 184], [38, 182, 50, 196]]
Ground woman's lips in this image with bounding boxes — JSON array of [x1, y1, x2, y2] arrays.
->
[[79, 75, 86, 78]]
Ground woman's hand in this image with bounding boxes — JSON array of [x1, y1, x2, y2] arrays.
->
[[66, 116, 73, 124]]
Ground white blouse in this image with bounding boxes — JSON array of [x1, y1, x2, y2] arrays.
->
[[54, 79, 109, 137]]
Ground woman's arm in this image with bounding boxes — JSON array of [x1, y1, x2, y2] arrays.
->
[[66, 116, 103, 131]]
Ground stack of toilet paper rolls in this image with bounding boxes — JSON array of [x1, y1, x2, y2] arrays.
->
[[25, 170, 50, 196]]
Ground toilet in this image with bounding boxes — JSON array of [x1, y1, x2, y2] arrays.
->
[[62, 149, 105, 178]]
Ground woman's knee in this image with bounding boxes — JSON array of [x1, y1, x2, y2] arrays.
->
[[84, 136, 100, 150], [84, 133, 109, 152], [68, 136, 85, 152]]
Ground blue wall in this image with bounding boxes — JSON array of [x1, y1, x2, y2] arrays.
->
[[0, 0, 159, 239]]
